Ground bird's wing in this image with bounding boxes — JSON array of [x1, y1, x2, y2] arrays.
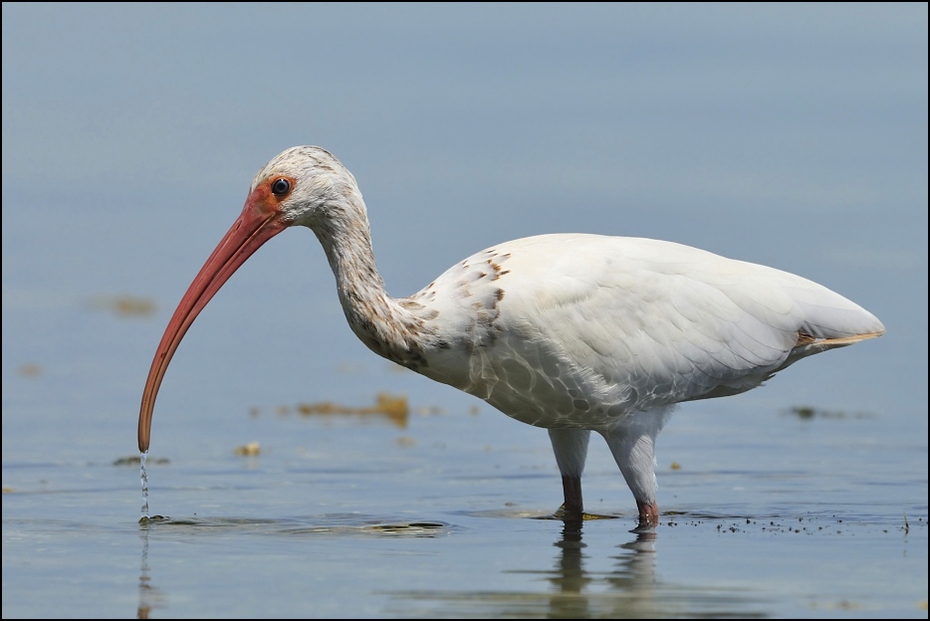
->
[[481, 234, 883, 416]]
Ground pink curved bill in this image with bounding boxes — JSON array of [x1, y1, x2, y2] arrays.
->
[[138, 192, 288, 452]]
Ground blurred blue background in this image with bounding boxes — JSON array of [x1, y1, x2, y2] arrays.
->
[[3, 3, 925, 428]]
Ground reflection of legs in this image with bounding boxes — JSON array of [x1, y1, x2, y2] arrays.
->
[[602, 408, 672, 527], [548, 428, 590, 519]]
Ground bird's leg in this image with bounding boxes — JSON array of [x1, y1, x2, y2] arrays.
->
[[608, 430, 660, 528], [548, 428, 590, 520], [602, 408, 672, 529], [560, 473, 584, 520]]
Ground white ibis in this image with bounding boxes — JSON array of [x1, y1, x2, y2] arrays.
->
[[138, 146, 885, 528]]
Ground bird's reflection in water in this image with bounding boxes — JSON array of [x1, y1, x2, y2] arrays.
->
[[523, 519, 766, 619], [548, 519, 594, 596], [134, 515, 764, 618], [541, 519, 658, 619], [384, 518, 668, 618]]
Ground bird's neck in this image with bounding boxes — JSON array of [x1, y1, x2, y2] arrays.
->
[[312, 195, 432, 369]]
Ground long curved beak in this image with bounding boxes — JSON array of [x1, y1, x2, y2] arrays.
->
[[138, 191, 289, 452]]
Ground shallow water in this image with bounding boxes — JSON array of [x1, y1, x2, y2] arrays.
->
[[2, 371, 927, 618]]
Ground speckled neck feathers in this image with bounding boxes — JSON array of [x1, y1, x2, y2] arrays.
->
[[317, 192, 440, 368], [262, 147, 440, 369]]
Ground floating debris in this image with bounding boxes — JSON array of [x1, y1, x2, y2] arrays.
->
[[249, 393, 415, 427], [786, 405, 875, 420], [16, 364, 42, 377], [287, 392, 409, 427], [233, 442, 261, 456], [87, 295, 157, 317], [790, 405, 819, 419]]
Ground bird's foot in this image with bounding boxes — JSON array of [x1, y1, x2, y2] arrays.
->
[[633, 500, 660, 531]]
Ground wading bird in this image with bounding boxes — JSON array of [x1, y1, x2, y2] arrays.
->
[[138, 146, 884, 528]]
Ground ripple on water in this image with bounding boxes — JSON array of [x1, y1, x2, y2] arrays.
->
[[137, 513, 453, 538]]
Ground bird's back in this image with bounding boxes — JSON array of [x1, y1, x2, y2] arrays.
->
[[411, 234, 884, 430]]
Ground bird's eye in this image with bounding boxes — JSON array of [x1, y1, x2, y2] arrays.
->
[[271, 178, 291, 196]]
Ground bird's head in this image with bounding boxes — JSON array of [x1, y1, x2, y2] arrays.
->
[[137, 146, 359, 453], [246, 145, 363, 231]]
